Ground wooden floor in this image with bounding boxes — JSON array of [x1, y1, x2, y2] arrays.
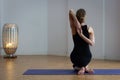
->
[[0, 55, 120, 80]]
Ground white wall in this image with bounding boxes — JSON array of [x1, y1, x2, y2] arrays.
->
[[0, 0, 3, 55], [105, 0, 120, 60], [47, 0, 68, 56], [0, 0, 120, 60], [1, 0, 68, 56], [1, 0, 48, 55]]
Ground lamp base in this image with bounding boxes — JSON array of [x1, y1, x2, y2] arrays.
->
[[4, 54, 17, 59]]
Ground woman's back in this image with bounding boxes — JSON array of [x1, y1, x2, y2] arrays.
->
[[70, 25, 92, 68]]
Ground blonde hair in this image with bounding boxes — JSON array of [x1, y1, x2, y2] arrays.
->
[[76, 8, 86, 24]]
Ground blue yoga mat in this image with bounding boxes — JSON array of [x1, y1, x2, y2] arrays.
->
[[23, 69, 120, 75]]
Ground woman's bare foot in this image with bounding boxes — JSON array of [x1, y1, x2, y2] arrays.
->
[[85, 67, 94, 74], [78, 67, 85, 75]]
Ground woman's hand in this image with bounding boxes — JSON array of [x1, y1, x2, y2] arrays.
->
[[69, 9, 74, 14]]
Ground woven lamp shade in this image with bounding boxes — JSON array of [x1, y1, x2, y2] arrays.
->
[[2, 23, 18, 58]]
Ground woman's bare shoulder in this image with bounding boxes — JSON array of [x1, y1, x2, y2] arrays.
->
[[87, 26, 94, 34]]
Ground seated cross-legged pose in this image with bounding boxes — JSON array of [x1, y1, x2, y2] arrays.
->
[[69, 8, 95, 75]]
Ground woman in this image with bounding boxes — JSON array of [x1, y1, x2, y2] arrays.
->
[[69, 9, 95, 75]]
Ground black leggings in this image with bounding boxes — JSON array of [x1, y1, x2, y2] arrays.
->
[[70, 52, 92, 68]]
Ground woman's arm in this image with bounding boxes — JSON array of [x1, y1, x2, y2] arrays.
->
[[69, 9, 95, 46], [77, 27, 95, 46], [69, 9, 81, 30]]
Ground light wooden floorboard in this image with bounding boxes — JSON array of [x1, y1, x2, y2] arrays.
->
[[0, 55, 120, 80]]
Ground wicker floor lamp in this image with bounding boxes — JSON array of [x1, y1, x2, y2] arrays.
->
[[2, 23, 18, 58]]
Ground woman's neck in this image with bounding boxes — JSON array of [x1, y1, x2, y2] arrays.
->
[[81, 23, 86, 26]]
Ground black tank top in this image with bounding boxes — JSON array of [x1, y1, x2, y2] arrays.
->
[[72, 25, 91, 56]]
